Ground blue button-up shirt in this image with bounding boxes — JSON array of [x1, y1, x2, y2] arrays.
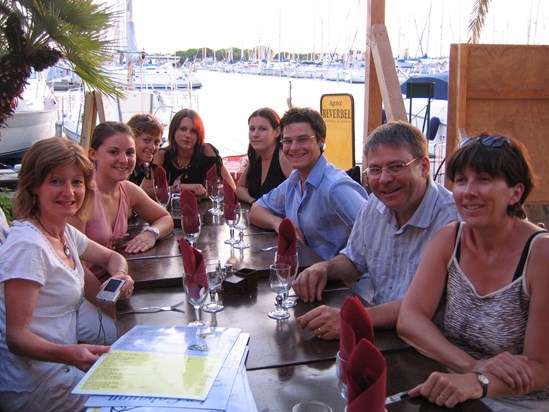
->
[[256, 155, 368, 260], [342, 178, 459, 304]]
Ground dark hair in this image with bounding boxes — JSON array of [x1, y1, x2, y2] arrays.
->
[[127, 113, 163, 139], [447, 132, 535, 219], [246, 107, 281, 182], [280, 107, 326, 152], [364, 121, 428, 161], [90, 121, 134, 150], [13, 138, 95, 221], [166, 109, 206, 164]]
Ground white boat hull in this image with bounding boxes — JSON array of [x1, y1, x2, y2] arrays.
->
[[0, 109, 58, 161]]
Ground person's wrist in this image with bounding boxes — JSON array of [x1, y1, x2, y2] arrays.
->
[[115, 269, 128, 277]]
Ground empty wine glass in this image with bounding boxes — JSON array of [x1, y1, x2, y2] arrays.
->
[[268, 263, 291, 320], [202, 259, 224, 313], [182, 270, 210, 328], [182, 213, 201, 248], [207, 180, 224, 216], [233, 208, 250, 250], [274, 252, 299, 308], [335, 351, 349, 399], [224, 203, 240, 245], [170, 193, 181, 221], [154, 183, 171, 209]]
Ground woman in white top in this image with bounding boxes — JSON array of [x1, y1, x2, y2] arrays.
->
[[0, 138, 133, 411]]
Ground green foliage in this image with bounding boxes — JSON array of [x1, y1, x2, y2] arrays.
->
[[0, 188, 12, 222]]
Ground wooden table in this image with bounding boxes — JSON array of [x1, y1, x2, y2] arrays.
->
[[115, 205, 491, 411]]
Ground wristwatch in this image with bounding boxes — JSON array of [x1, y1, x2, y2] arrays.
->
[[145, 226, 160, 240], [474, 372, 489, 398]]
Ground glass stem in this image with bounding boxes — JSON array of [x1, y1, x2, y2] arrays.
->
[[209, 289, 216, 303], [239, 230, 244, 243], [229, 225, 235, 240], [194, 306, 201, 322], [276, 294, 283, 311]]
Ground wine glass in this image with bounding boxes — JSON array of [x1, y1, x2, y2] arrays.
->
[[182, 213, 201, 248], [335, 351, 349, 400], [268, 263, 291, 320], [154, 184, 170, 209], [233, 208, 250, 250], [170, 193, 181, 222], [202, 259, 224, 313], [224, 202, 240, 245], [274, 252, 299, 308], [207, 180, 224, 216], [182, 270, 210, 328]]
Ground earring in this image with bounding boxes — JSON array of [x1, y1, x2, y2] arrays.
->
[[32, 194, 38, 208]]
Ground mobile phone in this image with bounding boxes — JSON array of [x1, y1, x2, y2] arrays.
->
[[96, 278, 126, 303]]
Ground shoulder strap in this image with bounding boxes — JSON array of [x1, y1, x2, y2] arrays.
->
[[512, 230, 548, 281], [454, 222, 463, 262]]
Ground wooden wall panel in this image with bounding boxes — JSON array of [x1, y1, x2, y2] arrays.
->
[[447, 44, 549, 203]]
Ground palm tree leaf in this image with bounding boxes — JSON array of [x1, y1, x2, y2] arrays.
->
[[467, 0, 493, 44]]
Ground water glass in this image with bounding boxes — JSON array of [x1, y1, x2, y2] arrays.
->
[[182, 271, 210, 327], [274, 252, 299, 308], [202, 259, 224, 313], [154, 184, 170, 209], [335, 351, 349, 399], [208, 180, 224, 216], [170, 193, 181, 221], [181, 213, 201, 248], [268, 263, 291, 320], [292, 401, 333, 412], [233, 208, 250, 250]]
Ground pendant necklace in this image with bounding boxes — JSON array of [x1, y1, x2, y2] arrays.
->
[[37, 219, 72, 258]]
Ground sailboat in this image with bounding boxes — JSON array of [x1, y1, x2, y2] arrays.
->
[[0, 71, 58, 164]]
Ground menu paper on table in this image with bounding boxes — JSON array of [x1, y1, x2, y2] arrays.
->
[[73, 325, 241, 400]]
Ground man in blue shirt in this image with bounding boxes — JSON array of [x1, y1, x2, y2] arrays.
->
[[250, 107, 368, 260], [293, 121, 459, 339]]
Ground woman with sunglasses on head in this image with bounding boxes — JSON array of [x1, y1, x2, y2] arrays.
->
[[0, 138, 132, 411], [143, 109, 235, 199], [70, 121, 173, 283], [398, 133, 549, 410], [236, 107, 292, 204], [126, 113, 163, 197]]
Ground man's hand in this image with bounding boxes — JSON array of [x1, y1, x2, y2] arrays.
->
[[292, 261, 329, 302], [296, 305, 341, 340]]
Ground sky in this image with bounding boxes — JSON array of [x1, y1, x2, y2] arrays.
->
[[127, 0, 549, 58]]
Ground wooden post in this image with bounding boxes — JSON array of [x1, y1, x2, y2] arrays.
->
[[80, 91, 107, 150], [363, 0, 385, 139]]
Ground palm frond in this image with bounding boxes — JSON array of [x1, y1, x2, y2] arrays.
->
[[467, 0, 493, 44]]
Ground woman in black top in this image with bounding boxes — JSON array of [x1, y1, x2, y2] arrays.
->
[[236, 108, 291, 204], [144, 109, 235, 198]]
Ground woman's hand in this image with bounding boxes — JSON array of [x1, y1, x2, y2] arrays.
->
[[408, 371, 482, 408], [474, 352, 533, 393], [69, 344, 110, 372], [111, 271, 134, 300], [180, 183, 207, 198], [123, 231, 156, 253]]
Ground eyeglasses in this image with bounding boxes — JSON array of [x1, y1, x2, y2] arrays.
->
[[281, 135, 316, 147], [458, 135, 511, 149], [364, 157, 418, 179]]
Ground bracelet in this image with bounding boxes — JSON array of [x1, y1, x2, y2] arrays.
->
[[116, 269, 128, 276], [250, 199, 256, 205]]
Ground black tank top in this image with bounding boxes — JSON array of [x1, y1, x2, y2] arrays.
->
[[247, 149, 287, 199], [160, 145, 221, 186]]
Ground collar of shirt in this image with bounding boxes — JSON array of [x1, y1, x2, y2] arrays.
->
[[288, 154, 327, 192]]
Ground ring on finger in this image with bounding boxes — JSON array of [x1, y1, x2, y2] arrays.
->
[[438, 394, 447, 400]]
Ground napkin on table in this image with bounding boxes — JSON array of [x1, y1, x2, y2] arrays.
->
[[223, 179, 238, 221], [206, 163, 219, 188], [339, 296, 375, 385], [180, 188, 199, 232], [178, 237, 208, 299], [154, 165, 170, 204], [277, 218, 297, 256], [346, 338, 387, 412]]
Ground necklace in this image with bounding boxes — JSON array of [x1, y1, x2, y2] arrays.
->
[[37, 219, 72, 258], [175, 155, 191, 170]]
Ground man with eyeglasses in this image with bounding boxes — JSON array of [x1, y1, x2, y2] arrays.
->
[[249, 107, 369, 260], [293, 121, 459, 339]]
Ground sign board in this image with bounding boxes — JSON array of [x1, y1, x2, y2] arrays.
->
[[320, 94, 355, 170]]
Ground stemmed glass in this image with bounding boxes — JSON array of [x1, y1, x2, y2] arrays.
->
[[268, 263, 291, 320], [182, 270, 210, 327], [224, 203, 240, 245], [274, 252, 299, 308], [335, 351, 349, 400], [207, 180, 224, 216], [182, 213, 201, 248], [233, 208, 250, 250], [202, 259, 224, 313], [154, 183, 171, 209]]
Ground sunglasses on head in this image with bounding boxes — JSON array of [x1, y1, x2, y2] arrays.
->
[[138, 115, 152, 122], [458, 135, 511, 149]]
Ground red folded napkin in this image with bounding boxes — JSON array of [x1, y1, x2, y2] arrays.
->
[[346, 338, 387, 412], [178, 237, 208, 299], [223, 179, 238, 221], [339, 296, 375, 386], [206, 164, 218, 188], [154, 165, 170, 204], [180, 189, 199, 232], [277, 218, 297, 255]]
